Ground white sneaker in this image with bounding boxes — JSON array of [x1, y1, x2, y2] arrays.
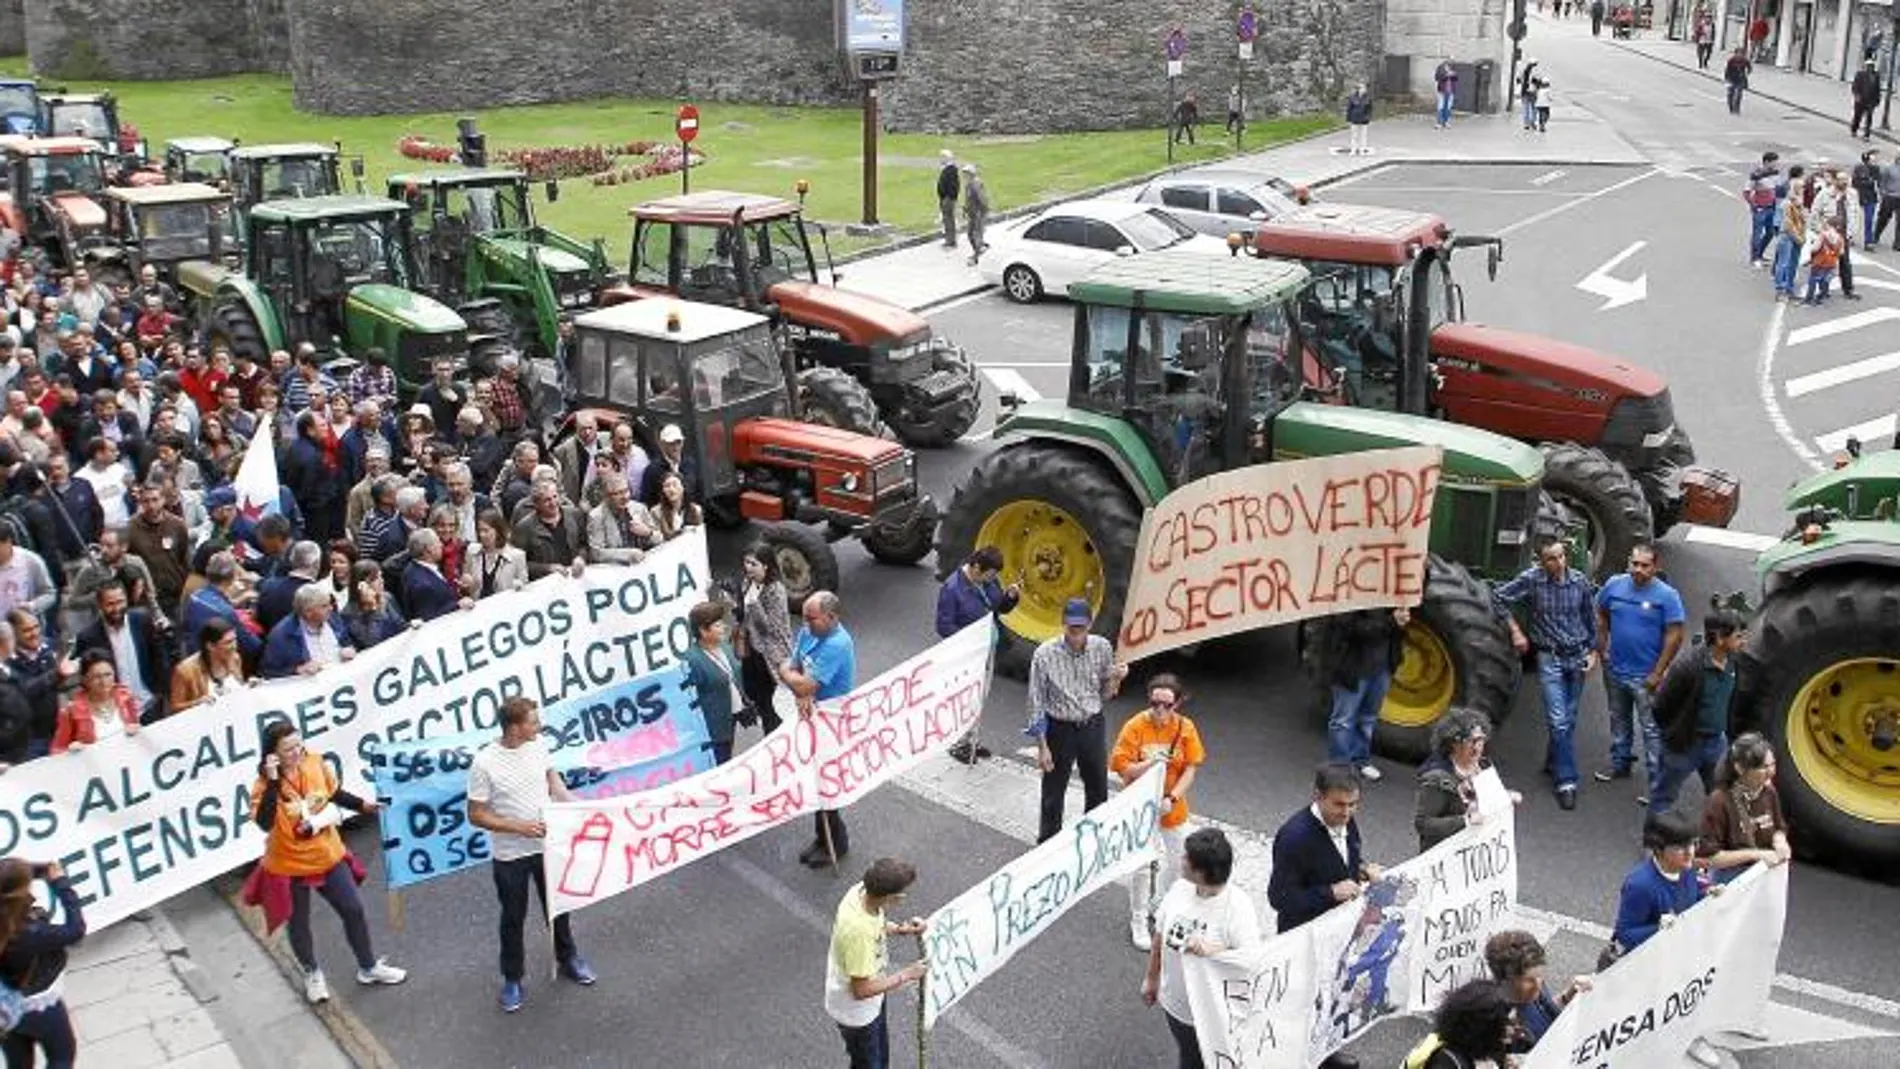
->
[[1360, 765, 1383, 783], [1131, 926, 1153, 952], [1686, 1037, 1725, 1067], [304, 968, 331, 1003], [356, 959, 408, 986]]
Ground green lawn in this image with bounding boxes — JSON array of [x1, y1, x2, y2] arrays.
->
[[0, 62, 1336, 261]]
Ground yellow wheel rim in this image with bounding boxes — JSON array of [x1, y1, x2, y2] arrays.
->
[[1786, 657, 1900, 824], [1385, 620, 1456, 729], [976, 499, 1104, 643]]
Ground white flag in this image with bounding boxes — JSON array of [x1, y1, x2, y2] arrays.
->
[[232, 411, 280, 521]]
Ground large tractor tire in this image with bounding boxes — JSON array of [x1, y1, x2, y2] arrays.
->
[[1744, 575, 1900, 870], [884, 345, 982, 449], [1377, 556, 1522, 763], [758, 522, 839, 614], [206, 301, 267, 364], [798, 366, 892, 440], [936, 444, 1142, 680], [1539, 442, 1652, 580], [863, 498, 939, 567]]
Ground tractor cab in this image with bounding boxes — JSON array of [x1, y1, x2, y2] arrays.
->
[[0, 135, 113, 271], [0, 80, 42, 136], [40, 93, 141, 162], [228, 143, 351, 225], [163, 136, 235, 185], [629, 190, 833, 308], [103, 183, 233, 279]]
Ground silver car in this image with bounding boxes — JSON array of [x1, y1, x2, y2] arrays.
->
[[1132, 170, 1304, 240]]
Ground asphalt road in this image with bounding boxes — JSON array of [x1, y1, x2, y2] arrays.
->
[[298, 25, 1900, 1069]]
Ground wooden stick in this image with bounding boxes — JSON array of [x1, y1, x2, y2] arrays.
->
[[386, 890, 405, 934], [821, 811, 840, 874], [912, 930, 930, 1069]]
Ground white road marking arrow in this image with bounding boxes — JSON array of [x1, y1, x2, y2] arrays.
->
[[1575, 240, 1648, 311]]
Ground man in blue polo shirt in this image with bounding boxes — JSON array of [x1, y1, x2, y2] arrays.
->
[[781, 589, 857, 869], [1592, 542, 1684, 802]]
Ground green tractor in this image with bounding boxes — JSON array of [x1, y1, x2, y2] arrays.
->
[[938, 250, 1548, 758], [1737, 445, 1900, 870], [176, 194, 468, 398], [227, 142, 356, 228]]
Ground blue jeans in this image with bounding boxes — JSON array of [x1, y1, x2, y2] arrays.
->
[[1726, 82, 1744, 112], [1522, 95, 1537, 127], [1327, 670, 1391, 767], [2, 1000, 77, 1069], [1536, 653, 1585, 788], [1604, 675, 1662, 786], [1863, 201, 1878, 247], [1437, 91, 1455, 126], [1805, 267, 1835, 301], [1749, 206, 1777, 262], [1771, 235, 1800, 295], [838, 1006, 889, 1069], [1650, 732, 1728, 815]]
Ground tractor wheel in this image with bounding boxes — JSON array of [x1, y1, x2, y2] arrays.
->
[[207, 301, 267, 364], [862, 498, 939, 567], [1745, 576, 1900, 870], [885, 344, 982, 449], [1376, 556, 1522, 763], [936, 444, 1142, 680], [758, 522, 839, 613], [798, 366, 892, 439], [1539, 442, 1652, 580]]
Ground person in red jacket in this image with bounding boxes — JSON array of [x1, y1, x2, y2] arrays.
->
[[50, 649, 141, 753]]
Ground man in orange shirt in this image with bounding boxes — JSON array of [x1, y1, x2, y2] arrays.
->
[[1111, 672, 1206, 951]]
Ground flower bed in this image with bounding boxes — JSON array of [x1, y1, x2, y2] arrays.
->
[[396, 135, 705, 186]]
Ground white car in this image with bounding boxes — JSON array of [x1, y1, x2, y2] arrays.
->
[[980, 200, 1232, 303]]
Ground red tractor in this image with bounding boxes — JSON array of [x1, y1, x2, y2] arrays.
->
[[0, 135, 130, 277], [613, 190, 982, 448], [1247, 202, 1738, 576]]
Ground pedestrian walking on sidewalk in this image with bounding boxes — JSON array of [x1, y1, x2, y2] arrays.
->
[[1026, 597, 1129, 843], [1141, 828, 1259, 1069], [1226, 84, 1243, 135], [1433, 60, 1458, 129], [961, 163, 991, 266], [1345, 83, 1374, 155], [1172, 93, 1201, 145], [1691, 5, 1715, 68], [1533, 79, 1554, 133], [823, 858, 928, 1069], [1518, 60, 1541, 130], [1112, 673, 1206, 951], [1724, 48, 1752, 114], [1771, 170, 1809, 299], [936, 150, 959, 248], [1851, 59, 1883, 140], [1649, 609, 1747, 816], [1593, 542, 1684, 799], [1492, 540, 1598, 811], [782, 590, 857, 868], [0, 857, 85, 1069], [466, 697, 596, 1013], [245, 721, 407, 1004], [1317, 607, 1408, 783], [935, 546, 1018, 762], [1876, 155, 1900, 250], [1591, 0, 1607, 37]]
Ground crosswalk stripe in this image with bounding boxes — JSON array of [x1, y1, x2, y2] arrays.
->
[[1784, 349, 1900, 398], [982, 367, 1043, 404], [1816, 413, 1896, 454], [1786, 307, 1900, 347], [1682, 525, 1782, 553]]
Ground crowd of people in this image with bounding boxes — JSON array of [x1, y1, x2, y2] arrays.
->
[[1741, 148, 1900, 305]]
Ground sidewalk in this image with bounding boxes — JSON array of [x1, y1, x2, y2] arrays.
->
[[61, 884, 356, 1069], [841, 105, 1645, 312], [1609, 28, 1897, 147]]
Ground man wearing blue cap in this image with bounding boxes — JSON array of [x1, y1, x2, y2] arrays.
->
[[1026, 597, 1129, 843]]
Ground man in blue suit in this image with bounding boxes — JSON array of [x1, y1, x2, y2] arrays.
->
[[400, 528, 465, 623], [261, 583, 357, 678], [1265, 762, 1382, 1069]]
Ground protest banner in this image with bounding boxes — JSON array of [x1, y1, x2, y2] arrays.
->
[[1118, 446, 1443, 660], [542, 616, 995, 918], [1184, 774, 1518, 1069], [921, 764, 1165, 1030], [0, 531, 710, 930], [375, 667, 715, 889], [1524, 861, 1788, 1069]]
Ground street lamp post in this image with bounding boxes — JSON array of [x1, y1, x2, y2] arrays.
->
[[1885, 15, 1899, 131]]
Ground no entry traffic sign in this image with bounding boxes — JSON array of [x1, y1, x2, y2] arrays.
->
[[676, 104, 700, 144]]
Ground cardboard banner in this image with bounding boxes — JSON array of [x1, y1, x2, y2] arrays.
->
[[542, 617, 996, 917], [921, 763, 1165, 1030], [1118, 446, 1443, 661], [1523, 861, 1788, 1069], [0, 531, 710, 930], [375, 670, 715, 889], [1185, 772, 1518, 1069]]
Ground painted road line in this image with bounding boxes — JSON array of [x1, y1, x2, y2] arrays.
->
[[1854, 276, 1900, 293], [1682, 525, 1782, 553], [982, 367, 1042, 404], [1528, 168, 1567, 186], [1786, 307, 1900, 347], [1321, 163, 1394, 189], [1757, 300, 1824, 471], [1784, 349, 1900, 398], [1816, 412, 1897, 454], [1496, 167, 1659, 237]]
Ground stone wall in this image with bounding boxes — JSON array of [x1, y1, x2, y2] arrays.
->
[[22, 0, 287, 79], [1383, 0, 1512, 109], [0, 0, 24, 57]]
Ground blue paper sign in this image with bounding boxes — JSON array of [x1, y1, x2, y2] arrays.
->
[[844, 0, 905, 53], [376, 672, 715, 888]]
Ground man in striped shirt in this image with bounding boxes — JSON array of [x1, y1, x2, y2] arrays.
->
[[1026, 598, 1129, 843], [1492, 540, 1598, 811]]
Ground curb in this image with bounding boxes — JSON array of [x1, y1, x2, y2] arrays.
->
[[1608, 39, 1899, 149]]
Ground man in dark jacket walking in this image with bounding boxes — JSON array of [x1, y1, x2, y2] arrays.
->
[[1724, 48, 1752, 114], [1851, 59, 1883, 141], [1647, 609, 1747, 816], [936, 150, 960, 248], [1853, 150, 1882, 247]]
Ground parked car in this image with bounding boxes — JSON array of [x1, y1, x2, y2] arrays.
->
[[981, 200, 1230, 303], [1132, 170, 1305, 238]]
